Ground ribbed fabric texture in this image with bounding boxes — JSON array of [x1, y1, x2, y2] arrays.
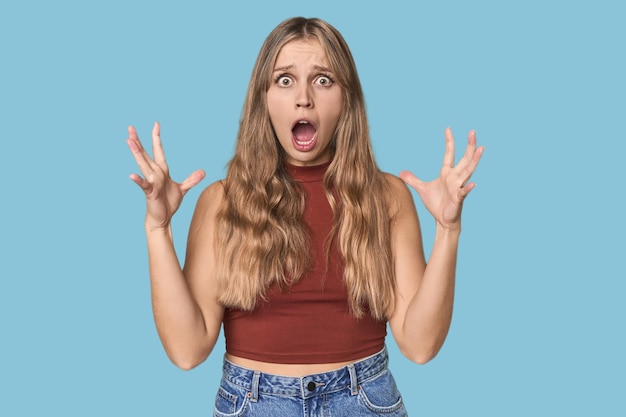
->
[[223, 161, 387, 364]]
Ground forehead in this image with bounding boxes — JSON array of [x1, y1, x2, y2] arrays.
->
[[274, 39, 329, 68]]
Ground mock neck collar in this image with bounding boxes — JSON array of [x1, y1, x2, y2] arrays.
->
[[284, 160, 331, 182]]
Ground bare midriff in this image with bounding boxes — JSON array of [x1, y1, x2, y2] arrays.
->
[[226, 353, 363, 377]]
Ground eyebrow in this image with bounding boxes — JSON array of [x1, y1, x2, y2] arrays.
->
[[272, 64, 294, 73], [272, 64, 334, 73]]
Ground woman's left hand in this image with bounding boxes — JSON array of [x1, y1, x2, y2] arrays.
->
[[400, 128, 484, 231]]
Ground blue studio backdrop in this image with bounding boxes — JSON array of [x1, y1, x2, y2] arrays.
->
[[1, 0, 624, 415]]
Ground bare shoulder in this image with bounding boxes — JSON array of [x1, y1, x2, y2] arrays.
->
[[185, 180, 225, 289], [196, 180, 226, 213], [187, 180, 225, 245], [381, 172, 417, 219]]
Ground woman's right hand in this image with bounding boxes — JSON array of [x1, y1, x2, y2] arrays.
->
[[126, 122, 206, 230]]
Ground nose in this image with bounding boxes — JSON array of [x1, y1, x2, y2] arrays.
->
[[295, 85, 313, 108]]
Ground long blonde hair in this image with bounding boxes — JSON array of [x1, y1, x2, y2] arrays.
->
[[215, 17, 396, 320]]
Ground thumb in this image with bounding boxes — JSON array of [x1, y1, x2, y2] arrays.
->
[[399, 170, 426, 193], [180, 169, 206, 194]]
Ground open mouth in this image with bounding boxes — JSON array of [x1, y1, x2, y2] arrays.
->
[[291, 120, 317, 151]]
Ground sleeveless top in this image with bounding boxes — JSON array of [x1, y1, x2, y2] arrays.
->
[[222, 161, 387, 364]]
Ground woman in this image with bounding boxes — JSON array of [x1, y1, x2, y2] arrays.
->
[[127, 17, 483, 417]]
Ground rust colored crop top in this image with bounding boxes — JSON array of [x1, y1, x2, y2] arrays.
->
[[222, 161, 387, 364]]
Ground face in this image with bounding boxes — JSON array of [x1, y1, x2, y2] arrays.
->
[[266, 39, 343, 167]]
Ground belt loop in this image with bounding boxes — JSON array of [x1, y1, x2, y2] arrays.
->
[[250, 370, 261, 402], [348, 364, 359, 396]]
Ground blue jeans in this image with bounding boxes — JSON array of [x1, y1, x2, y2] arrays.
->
[[214, 347, 408, 417]]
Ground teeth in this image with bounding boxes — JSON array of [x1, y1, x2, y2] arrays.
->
[[295, 132, 317, 145], [293, 120, 315, 146]]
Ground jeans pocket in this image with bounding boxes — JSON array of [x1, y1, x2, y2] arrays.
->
[[213, 379, 250, 417], [358, 369, 406, 415]]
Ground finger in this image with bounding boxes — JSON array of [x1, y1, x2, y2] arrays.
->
[[442, 127, 456, 169], [127, 126, 145, 155], [128, 125, 138, 140], [457, 130, 477, 168], [459, 144, 484, 188], [399, 170, 426, 194], [459, 181, 477, 200], [468, 129, 477, 146], [127, 126, 151, 157], [127, 127, 159, 178], [127, 137, 157, 179], [180, 169, 206, 194], [468, 143, 485, 171], [458, 143, 485, 187], [129, 173, 150, 191], [127, 125, 150, 156], [152, 121, 167, 166], [451, 130, 483, 186]]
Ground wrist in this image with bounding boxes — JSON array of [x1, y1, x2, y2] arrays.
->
[[144, 221, 172, 234], [435, 222, 461, 236]]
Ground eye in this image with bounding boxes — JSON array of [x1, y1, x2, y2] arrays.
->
[[315, 75, 334, 87], [275, 75, 293, 87]]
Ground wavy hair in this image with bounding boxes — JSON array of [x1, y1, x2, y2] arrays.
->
[[215, 17, 396, 320]]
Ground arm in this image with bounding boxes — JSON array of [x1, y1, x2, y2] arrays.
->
[[127, 123, 223, 370], [388, 128, 484, 364]]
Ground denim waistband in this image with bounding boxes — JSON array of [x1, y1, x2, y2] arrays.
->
[[222, 347, 389, 400]]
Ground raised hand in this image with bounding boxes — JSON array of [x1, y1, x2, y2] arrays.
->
[[399, 128, 484, 231], [126, 122, 206, 230]]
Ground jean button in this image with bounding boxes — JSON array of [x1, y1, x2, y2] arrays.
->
[[307, 381, 316, 391]]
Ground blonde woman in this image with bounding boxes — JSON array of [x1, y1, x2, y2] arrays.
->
[[127, 17, 483, 417]]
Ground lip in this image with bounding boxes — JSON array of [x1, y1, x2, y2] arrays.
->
[[291, 118, 318, 152]]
